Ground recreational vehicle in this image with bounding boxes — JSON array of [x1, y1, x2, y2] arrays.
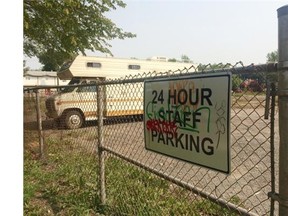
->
[[45, 55, 196, 129]]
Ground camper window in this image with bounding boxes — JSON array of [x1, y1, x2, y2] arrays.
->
[[87, 62, 102, 68], [128, 64, 141, 70]]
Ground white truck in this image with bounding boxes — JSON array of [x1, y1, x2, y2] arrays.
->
[[45, 55, 196, 129]]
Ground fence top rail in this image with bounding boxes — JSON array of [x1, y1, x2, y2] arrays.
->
[[99, 62, 277, 85], [23, 62, 278, 91]]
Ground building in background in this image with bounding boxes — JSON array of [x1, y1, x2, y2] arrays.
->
[[23, 71, 70, 87]]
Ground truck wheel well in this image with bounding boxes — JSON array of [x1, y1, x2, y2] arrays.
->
[[62, 108, 85, 121]]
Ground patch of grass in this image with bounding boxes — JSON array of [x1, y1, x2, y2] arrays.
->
[[24, 136, 101, 215], [104, 157, 239, 216], [24, 134, 241, 215]]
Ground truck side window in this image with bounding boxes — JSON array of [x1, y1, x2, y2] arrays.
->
[[77, 81, 87, 92], [77, 81, 96, 92], [88, 81, 97, 92], [78, 86, 88, 92]]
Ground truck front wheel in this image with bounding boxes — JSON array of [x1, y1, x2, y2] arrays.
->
[[63, 110, 84, 129]]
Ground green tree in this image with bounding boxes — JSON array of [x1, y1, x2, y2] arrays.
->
[[168, 58, 177, 62], [24, 0, 136, 71], [23, 60, 29, 75], [266, 50, 278, 63], [181, 55, 191, 63], [266, 50, 279, 83], [232, 75, 243, 91]]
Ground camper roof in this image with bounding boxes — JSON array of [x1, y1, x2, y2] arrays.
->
[[57, 55, 197, 80]]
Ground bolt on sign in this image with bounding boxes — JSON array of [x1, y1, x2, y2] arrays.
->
[[144, 72, 231, 174]]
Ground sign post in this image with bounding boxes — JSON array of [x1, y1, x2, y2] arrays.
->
[[144, 72, 231, 174]]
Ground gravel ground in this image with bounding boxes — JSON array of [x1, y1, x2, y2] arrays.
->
[[25, 95, 280, 215], [97, 107, 279, 216]]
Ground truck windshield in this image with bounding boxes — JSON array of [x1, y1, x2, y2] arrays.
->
[[59, 60, 73, 72], [61, 78, 81, 93]]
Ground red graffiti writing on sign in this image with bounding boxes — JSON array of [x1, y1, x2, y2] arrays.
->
[[146, 119, 178, 136]]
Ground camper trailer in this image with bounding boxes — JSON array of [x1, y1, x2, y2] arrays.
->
[[45, 55, 196, 129]]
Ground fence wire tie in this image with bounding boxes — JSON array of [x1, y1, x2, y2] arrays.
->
[[264, 81, 271, 120], [268, 192, 288, 207], [264, 82, 277, 120]]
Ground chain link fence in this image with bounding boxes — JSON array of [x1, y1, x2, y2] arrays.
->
[[24, 62, 279, 215]]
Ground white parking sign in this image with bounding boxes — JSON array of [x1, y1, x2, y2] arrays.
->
[[144, 72, 231, 174]]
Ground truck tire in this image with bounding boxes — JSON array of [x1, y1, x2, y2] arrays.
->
[[64, 110, 84, 129]]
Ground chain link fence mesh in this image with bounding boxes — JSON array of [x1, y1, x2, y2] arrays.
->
[[24, 62, 279, 215]]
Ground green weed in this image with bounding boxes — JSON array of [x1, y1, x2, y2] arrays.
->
[[24, 134, 240, 215]]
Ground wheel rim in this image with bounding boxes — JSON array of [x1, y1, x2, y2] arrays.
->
[[69, 114, 81, 126]]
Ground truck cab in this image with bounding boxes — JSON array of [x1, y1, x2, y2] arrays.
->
[[45, 78, 101, 129]]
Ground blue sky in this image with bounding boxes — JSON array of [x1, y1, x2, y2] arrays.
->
[[25, 0, 287, 69]]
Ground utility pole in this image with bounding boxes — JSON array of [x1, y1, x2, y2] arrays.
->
[[277, 4, 288, 216]]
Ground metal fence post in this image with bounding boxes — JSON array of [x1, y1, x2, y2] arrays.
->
[[277, 5, 288, 215], [35, 89, 45, 159], [96, 84, 106, 205]]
